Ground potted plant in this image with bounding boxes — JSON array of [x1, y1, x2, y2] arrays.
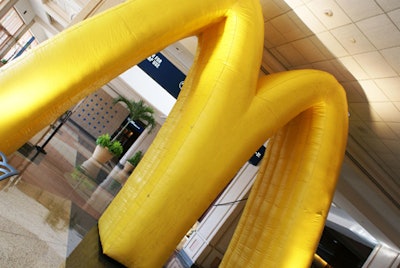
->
[[124, 150, 143, 173], [93, 134, 123, 163], [81, 133, 123, 178]]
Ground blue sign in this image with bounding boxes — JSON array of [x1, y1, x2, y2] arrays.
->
[[138, 53, 186, 99], [248, 145, 266, 166], [130, 120, 145, 133]]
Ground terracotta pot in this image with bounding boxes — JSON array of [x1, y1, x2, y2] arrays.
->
[[92, 145, 113, 163], [123, 162, 135, 173], [115, 162, 134, 183], [81, 145, 113, 178]]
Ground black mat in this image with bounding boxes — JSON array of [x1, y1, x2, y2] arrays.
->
[[66, 224, 125, 268]]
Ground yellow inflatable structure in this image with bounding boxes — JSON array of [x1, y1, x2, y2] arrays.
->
[[0, 0, 348, 267]]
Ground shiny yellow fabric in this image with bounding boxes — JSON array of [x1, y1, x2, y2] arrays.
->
[[220, 71, 348, 267], [0, 0, 348, 267]]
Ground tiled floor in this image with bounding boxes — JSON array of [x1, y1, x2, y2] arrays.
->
[[0, 120, 129, 267]]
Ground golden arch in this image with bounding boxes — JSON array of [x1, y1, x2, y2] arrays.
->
[[0, 0, 348, 267]]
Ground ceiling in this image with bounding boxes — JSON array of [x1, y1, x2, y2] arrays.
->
[[4, 0, 400, 250]]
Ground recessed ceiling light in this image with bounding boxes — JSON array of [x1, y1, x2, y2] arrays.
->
[[324, 9, 333, 17]]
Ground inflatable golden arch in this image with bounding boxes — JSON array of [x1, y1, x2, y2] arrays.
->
[[0, 0, 348, 267]]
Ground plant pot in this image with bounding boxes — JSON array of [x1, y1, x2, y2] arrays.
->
[[123, 162, 135, 174], [81, 145, 113, 178], [92, 145, 113, 163], [111, 162, 135, 185]]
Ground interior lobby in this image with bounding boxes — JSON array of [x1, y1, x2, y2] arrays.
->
[[1, 0, 400, 267]]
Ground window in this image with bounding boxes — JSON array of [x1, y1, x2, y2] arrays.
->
[[2, 29, 37, 61], [0, 8, 24, 50], [0, 7, 37, 63]]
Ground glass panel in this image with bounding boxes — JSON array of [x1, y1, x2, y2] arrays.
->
[[1, 8, 23, 35], [1, 8, 34, 62], [2, 30, 37, 61]]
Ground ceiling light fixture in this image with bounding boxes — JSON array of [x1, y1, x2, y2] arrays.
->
[[324, 9, 333, 17]]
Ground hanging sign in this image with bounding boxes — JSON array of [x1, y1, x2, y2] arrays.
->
[[138, 53, 186, 99], [248, 145, 266, 166]]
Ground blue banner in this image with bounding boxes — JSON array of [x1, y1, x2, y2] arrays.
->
[[248, 145, 266, 166], [138, 53, 186, 99]]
